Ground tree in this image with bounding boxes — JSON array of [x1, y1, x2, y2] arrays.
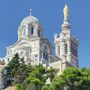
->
[[22, 65, 47, 90], [47, 67, 57, 81], [78, 68, 90, 90], [48, 67, 90, 90], [26, 83, 36, 90], [4, 53, 90, 90], [47, 76, 64, 90], [2, 53, 21, 86], [3, 53, 33, 87], [60, 67, 82, 90], [6, 53, 20, 77]]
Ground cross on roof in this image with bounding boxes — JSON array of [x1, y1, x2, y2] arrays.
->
[[29, 9, 32, 16]]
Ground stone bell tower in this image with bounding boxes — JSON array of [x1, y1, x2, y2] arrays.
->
[[54, 4, 79, 71]]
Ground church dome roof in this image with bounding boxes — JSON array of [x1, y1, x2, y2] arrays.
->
[[21, 15, 39, 25]]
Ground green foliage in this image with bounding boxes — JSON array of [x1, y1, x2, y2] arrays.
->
[[42, 85, 50, 90], [22, 64, 47, 90], [60, 67, 90, 90], [6, 53, 20, 77], [16, 84, 22, 90], [78, 68, 90, 90], [47, 67, 57, 81], [27, 77, 40, 86], [60, 67, 82, 90], [4, 53, 90, 90], [3, 53, 34, 86], [4, 54, 57, 90], [48, 67, 90, 90], [25, 83, 36, 90]]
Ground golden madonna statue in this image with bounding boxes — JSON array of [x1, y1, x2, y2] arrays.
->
[[63, 4, 69, 21]]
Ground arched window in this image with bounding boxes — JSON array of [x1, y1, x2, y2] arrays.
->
[[31, 27, 34, 34], [58, 45, 60, 55], [43, 51, 48, 61], [43, 45, 48, 61], [65, 44, 68, 54]]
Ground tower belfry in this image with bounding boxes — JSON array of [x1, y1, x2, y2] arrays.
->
[[54, 4, 79, 72]]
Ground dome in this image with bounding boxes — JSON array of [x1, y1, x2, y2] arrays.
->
[[21, 15, 39, 25], [18, 15, 42, 40]]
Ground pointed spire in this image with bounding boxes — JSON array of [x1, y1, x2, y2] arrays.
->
[[63, 4, 69, 21], [29, 9, 32, 16]]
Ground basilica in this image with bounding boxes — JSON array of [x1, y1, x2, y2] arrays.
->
[[1, 5, 79, 74]]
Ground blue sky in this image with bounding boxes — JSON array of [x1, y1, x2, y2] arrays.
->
[[0, 0, 90, 68]]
